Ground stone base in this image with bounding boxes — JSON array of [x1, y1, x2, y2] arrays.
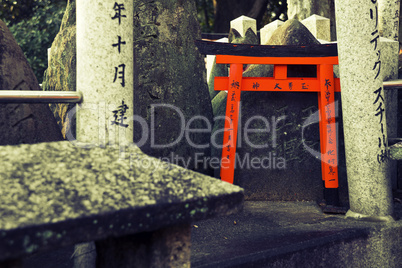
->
[[95, 224, 191, 268], [345, 210, 395, 222]]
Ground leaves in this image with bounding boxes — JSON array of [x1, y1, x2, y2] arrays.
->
[[1, 0, 67, 83]]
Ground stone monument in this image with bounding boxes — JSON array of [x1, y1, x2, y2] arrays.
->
[[76, 0, 134, 148], [133, 0, 213, 175], [335, 0, 394, 220]]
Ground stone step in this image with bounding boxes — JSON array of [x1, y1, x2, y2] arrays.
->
[[191, 201, 402, 268], [390, 141, 402, 160]]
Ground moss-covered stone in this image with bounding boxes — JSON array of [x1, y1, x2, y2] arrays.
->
[[0, 141, 243, 261], [133, 0, 213, 174], [42, 0, 76, 139]]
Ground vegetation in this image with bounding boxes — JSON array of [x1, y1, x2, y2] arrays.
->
[[0, 0, 67, 83], [0, 0, 287, 82]]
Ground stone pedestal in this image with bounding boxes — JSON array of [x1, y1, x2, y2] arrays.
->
[[335, 0, 394, 220], [301, 14, 331, 42], [96, 224, 191, 267], [260, 20, 284, 45], [76, 0, 134, 147]]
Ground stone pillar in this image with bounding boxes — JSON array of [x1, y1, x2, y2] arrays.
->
[[76, 1, 134, 147], [230, 15, 257, 38], [378, 0, 401, 190], [381, 37, 399, 190], [260, 20, 284, 45], [378, 0, 400, 40], [335, 0, 394, 221], [301, 14, 331, 43]]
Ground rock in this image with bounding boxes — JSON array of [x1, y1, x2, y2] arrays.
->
[[0, 20, 63, 145], [228, 28, 259, 45], [133, 0, 213, 175], [42, 0, 76, 139], [208, 57, 228, 100], [211, 19, 348, 205]]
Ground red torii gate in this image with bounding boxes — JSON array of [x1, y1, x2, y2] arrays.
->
[[196, 41, 341, 190]]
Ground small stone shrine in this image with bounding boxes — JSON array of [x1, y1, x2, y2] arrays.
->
[[210, 19, 349, 205]]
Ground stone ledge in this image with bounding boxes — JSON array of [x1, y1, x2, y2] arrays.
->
[[0, 141, 244, 262]]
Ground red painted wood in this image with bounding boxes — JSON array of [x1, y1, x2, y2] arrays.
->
[[216, 55, 339, 65], [220, 63, 243, 184], [215, 55, 341, 189], [214, 77, 341, 92], [318, 64, 338, 188]]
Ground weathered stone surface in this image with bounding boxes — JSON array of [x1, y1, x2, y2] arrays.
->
[[0, 20, 63, 145], [211, 19, 348, 205], [380, 37, 399, 190], [336, 0, 393, 218], [267, 19, 321, 46], [43, 0, 214, 174], [42, 0, 76, 139], [287, 0, 336, 41], [378, 0, 400, 41], [206, 38, 228, 100], [260, 20, 284, 45], [390, 142, 402, 160], [96, 224, 191, 268], [208, 55, 228, 100], [230, 16, 257, 39], [133, 0, 213, 174], [76, 0, 134, 148], [301, 14, 331, 42], [0, 141, 243, 262]]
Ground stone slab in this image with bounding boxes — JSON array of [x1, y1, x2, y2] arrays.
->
[[0, 141, 243, 262]]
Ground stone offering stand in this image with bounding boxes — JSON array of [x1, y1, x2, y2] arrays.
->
[[0, 141, 243, 267]]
